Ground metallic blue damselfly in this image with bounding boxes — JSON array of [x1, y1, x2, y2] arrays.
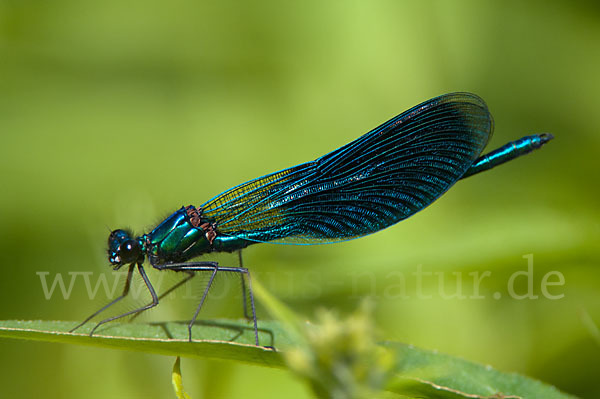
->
[[71, 92, 553, 346]]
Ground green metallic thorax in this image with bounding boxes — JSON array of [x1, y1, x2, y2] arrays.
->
[[143, 206, 252, 266]]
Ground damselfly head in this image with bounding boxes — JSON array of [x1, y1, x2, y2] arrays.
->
[[108, 229, 143, 268]]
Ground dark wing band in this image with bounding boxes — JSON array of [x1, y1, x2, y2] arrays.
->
[[201, 92, 493, 244]]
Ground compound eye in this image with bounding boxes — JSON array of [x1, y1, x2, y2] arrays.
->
[[119, 239, 141, 264]]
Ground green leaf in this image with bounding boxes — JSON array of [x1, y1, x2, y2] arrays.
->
[[0, 318, 576, 398], [0, 319, 289, 367], [172, 357, 192, 399], [385, 342, 577, 399]]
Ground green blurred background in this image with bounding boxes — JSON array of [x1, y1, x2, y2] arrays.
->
[[1, 0, 599, 398]]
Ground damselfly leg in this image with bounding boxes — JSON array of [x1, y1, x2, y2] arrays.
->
[[69, 264, 135, 333], [156, 261, 259, 346], [128, 270, 195, 322], [70, 259, 259, 346], [89, 263, 159, 336]]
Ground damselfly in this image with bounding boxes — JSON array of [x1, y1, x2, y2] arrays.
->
[[71, 93, 553, 346]]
